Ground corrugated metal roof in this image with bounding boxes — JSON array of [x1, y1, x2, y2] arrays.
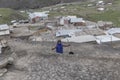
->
[[56, 29, 82, 37], [62, 35, 96, 43], [96, 35, 120, 44], [70, 18, 85, 23], [67, 16, 77, 19], [107, 28, 120, 35], [0, 24, 9, 30], [0, 30, 10, 36], [29, 12, 48, 19]]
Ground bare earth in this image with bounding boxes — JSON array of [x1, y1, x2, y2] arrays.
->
[[0, 39, 120, 80]]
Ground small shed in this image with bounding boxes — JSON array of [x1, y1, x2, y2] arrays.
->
[[59, 16, 86, 26], [97, 21, 113, 30], [107, 28, 120, 35], [59, 17, 70, 26], [70, 18, 86, 26], [95, 35, 120, 44], [67, 16, 77, 19], [97, 7, 105, 11], [0, 24, 10, 36], [106, 28, 120, 38], [29, 12, 49, 23], [59, 16, 77, 26], [96, 0, 104, 6], [62, 35, 96, 43], [56, 29, 82, 37]]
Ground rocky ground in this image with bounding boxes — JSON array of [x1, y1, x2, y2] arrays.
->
[[0, 39, 120, 80]]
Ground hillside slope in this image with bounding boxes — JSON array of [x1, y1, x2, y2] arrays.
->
[[0, 8, 27, 24], [0, 0, 87, 9]]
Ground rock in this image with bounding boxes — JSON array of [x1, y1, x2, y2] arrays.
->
[[8, 57, 14, 64], [0, 57, 14, 69], [0, 68, 7, 77], [0, 59, 9, 69]]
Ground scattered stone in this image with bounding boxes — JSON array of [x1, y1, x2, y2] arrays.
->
[[0, 68, 7, 77], [0, 57, 14, 69]]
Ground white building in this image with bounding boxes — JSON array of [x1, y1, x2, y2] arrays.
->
[[29, 12, 49, 23], [59, 16, 85, 26], [106, 28, 120, 35], [59, 16, 77, 25], [70, 18, 85, 23], [62, 35, 96, 43], [95, 35, 120, 44], [96, 0, 104, 6], [0, 24, 10, 36], [97, 7, 105, 11], [56, 29, 82, 37]]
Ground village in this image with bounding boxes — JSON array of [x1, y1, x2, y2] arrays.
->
[[0, 0, 120, 80], [0, 1, 118, 49]]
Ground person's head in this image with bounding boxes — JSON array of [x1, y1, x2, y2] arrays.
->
[[57, 40, 62, 44]]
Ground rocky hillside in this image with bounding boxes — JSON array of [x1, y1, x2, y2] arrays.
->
[[0, 0, 87, 9]]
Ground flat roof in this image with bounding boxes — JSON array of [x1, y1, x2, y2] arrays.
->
[[0, 24, 9, 30]]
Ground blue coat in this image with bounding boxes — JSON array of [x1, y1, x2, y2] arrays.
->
[[56, 43, 63, 53]]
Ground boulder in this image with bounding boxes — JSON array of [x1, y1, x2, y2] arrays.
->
[[0, 68, 7, 77], [0, 57, 14, 69]]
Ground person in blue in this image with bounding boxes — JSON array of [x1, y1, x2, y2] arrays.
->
[[52, 40, 70, 54]]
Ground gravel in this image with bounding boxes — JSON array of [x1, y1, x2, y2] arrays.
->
[[1, 40, 120, 80]]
